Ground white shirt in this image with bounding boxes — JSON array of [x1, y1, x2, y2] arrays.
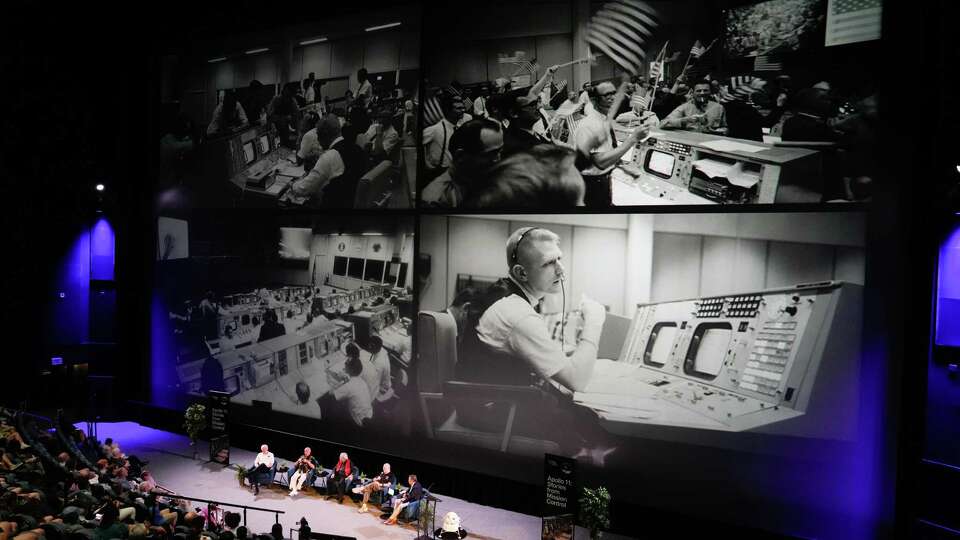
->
[[297, 128, 322, 162], [575, 108, 617, 176], [420, 170, 461, 208], [357, 80, 373, 98], [476, 280, 602, 382], [333, 377, 373, 425], [284, 137, 346, 205], [381, 125, 400, 157], [473, 96, 488, 118], [305, 85, 316, 104], [370, 348, 393, 401], [359, 355, 380, 403], [422, 115, 472, 169], [254, 451, 275, 468]]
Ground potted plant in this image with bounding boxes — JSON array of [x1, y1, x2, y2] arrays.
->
[[578, 486, 611, 540], [183, 403, 207, 459], [417, 499, 435, 534], [233, 464, 248, 488]]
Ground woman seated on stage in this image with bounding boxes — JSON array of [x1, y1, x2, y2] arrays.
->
[[353, 462, 396, 513], [383, 474, 423, 526], [325, 452, 355, 503]]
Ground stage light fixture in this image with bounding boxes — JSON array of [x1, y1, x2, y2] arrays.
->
[[299, 37, 328, 45], [245, 48, 270, 55], [96, 183, 105, 192], [207, 57, 227, 63], [365, 22, 401, 32]]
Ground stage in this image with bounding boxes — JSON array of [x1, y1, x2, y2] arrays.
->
[[83, 422, 635, 539]]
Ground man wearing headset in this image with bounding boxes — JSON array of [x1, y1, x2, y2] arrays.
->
[[472, 227, 606, 392]]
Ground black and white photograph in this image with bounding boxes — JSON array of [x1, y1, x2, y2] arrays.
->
[[151, 213, 414, 432], [157, 5, 420, 210], [417, 211, 865, 467], [417, 0, 880, 209]]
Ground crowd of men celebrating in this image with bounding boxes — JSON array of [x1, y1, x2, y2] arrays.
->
[[419, 63, 876, 208]]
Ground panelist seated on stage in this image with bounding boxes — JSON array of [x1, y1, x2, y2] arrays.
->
[[660, 80, 727, 134], [353, 462, 397, 513], [325, 452, 356, 503], [382, 474, 424, 526], [248, 444, 275, 495], [287, 447, 319, 497]]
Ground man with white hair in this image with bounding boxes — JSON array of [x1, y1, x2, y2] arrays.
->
[[325, 452, 354, 503], [354, 462, 397, 513], [250, 444, 274, 495]]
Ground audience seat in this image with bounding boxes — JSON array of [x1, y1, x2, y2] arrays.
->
[[416, 311, 561, 458]]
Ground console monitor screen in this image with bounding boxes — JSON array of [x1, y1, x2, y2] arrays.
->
[[365, 259, 385, 282], [646, 150, 676, 178], [242, 141, 256, 165], [348, 258, 364, 279], [333, 256, 348, 276]]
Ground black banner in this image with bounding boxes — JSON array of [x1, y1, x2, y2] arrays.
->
[[208, 391, 231, 464], [541, 454, 577, 540]]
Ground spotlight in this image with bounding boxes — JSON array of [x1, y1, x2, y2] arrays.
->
[[95, 184, 105, 192]]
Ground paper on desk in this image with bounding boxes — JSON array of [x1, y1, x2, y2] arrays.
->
[[700, 139, 767, 153], [573, 392, 660, 418], [275, 162, 305, 177], [692, 159, 761, 189]]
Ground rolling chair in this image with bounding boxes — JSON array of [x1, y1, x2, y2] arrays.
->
[[416, 311, 561, 457], [353, 159, 394, 208]]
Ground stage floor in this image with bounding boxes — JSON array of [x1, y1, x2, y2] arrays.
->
[[80, 422, 635, 540]]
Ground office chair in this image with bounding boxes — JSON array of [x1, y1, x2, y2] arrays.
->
[[416, 311, 561, 457], [353, 159, 394, 208]]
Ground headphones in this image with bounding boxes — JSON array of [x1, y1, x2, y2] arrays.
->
[[510, 227, 539, 267]]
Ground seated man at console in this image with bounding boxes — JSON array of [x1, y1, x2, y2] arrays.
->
[[353, 462, 396, 513], [661, 79, 727, 133], [457, 227, 617, 465], [287, 447, 319, 497], [282, 114, 361, 207]]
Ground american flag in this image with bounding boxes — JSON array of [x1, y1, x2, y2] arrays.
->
[[422, 94, 444, 126], [630, 92, 649, 110], [754, 53, 783, 72], [689, 40, 706, 59], [648, 60, 663, 80], [513, 60, 540, 76], [497, 53, 524, 64], [586, 0, 660, 75], [825, 0, 882, 47]]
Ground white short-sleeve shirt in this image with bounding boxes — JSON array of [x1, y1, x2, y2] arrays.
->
[[333, 377, 373, 425], [475, 294, 565, 381]]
